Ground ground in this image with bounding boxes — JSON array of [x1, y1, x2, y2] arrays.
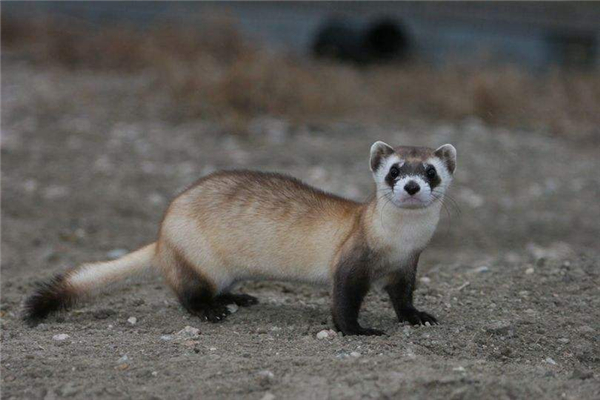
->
[[1, 60, 599, 400]]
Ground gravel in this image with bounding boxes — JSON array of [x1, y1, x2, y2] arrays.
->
[[1, 59, 599, 400]]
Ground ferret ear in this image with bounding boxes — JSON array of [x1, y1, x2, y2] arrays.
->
[[370, 141, 395, 172], [434, 144, 457, 174]]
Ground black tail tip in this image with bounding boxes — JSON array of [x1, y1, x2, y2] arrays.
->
[[23, 274, 75, 327]]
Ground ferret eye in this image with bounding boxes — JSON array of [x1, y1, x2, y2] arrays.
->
[[389, 166, 399, 179], [426, 166, 437, 179]]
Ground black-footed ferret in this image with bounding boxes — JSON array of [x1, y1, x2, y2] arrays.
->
[[24, 142, 456, 335]]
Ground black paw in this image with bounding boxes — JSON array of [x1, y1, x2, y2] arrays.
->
[[399, 307, 438, 326], [195, 304, 231, 323], [218, 293, 259, 307]]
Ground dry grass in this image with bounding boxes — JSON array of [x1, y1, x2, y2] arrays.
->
[[3, 16, 600, 138]]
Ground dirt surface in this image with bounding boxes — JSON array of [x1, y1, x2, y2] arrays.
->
[[2, 60, 600, 399]]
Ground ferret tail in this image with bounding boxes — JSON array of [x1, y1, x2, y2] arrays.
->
[[23, 243, 156, 326]]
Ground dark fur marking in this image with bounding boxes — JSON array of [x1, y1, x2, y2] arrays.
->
[[385, 162, 400, 188], [425, 164, 441, 190], [23, 274, 77, 326], [332, 243, 385, 336], [384, 253, 438, 326], [171, 252, 231, 323], [215, 293, 259, 307], [386, 161, 442, 191]]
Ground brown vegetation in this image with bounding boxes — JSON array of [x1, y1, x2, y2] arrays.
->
[[3, 16, 599, 138]]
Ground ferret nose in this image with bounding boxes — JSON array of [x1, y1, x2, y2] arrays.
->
[[404, 181, 420, 196]]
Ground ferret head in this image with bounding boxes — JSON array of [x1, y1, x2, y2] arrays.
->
[[369, 142, 456, 210]]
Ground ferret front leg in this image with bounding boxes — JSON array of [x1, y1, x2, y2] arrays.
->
[[331, 251, 385, 336], [384, 254, 438, 326]]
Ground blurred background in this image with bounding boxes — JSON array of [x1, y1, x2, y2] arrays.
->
[[3, 1, 599, 257], [2, 3, 600, 398]]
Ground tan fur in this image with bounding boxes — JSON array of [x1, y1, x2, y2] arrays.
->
[[154, 163, 443, 296], [158, 171, 362, 292]]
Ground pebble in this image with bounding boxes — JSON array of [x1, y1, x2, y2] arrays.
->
[[160, 335, 173, 341], [419, 277, 431, 285], [107, 249, 128, 259], [226, 304, 239, 314], [52, 334, 70, 341], [151, 371, 158, 377], [127, 317, 137, 325], [578, 325, 595, 334], [117, 355, 129, 363], [261, 393, 276, 400], [571, 368, 593, 380], [485, 322, 512, 336], [453, 366, 466, 372], [557, 338, 570, 344], [316, 329, 336, 339], [209, 347, 217, 351], [58, 382, 79, 397], [258, 370, 275, 380], [545, 357, 557, 365], [474, 266, 489, 273], [525, 267, 535, 275], [350, 352, 361, 358], [258, 370, 275, 386], [176, 326, 200, 338]]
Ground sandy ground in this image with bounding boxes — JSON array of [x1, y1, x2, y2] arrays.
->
[[1, 59, 600, 399]]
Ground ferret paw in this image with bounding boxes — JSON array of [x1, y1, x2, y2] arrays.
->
[[217, 293, 259, 307], [195, 304, 231, 323], [399, 307, 438, 326]]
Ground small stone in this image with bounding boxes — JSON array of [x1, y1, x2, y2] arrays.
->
[[176, 326, 200, 338], [545, 357, 557, 365], [474, 266, 489, 273], [58, 382, 79, 397], [53, 334, 70, 341], [117, 355, 129, 363], [93, 309, 114, 320], [420, 277, 431, 285], [116, 364, 129, 371], [578, 325, 595, 334], [525, 267, 535, 275], [558, 338, 570, 344], [127, 317, 137, 325], [316, 329, 336, 339], [160, 335, 173, 341], [258, 370, 275, 386], [486, 322, 512, 336], [453, 366, 466, 372], [209, 347, 217, 351], [151, 371, 158, 377], [350, 352, 361, 358], [226, 304, 239, 314], [571, 368, 593, 380], [261, 393, 276, 400], [258, 370, 274, 380], [107, 249, 128, 259], [270, 326, 282, 332]]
